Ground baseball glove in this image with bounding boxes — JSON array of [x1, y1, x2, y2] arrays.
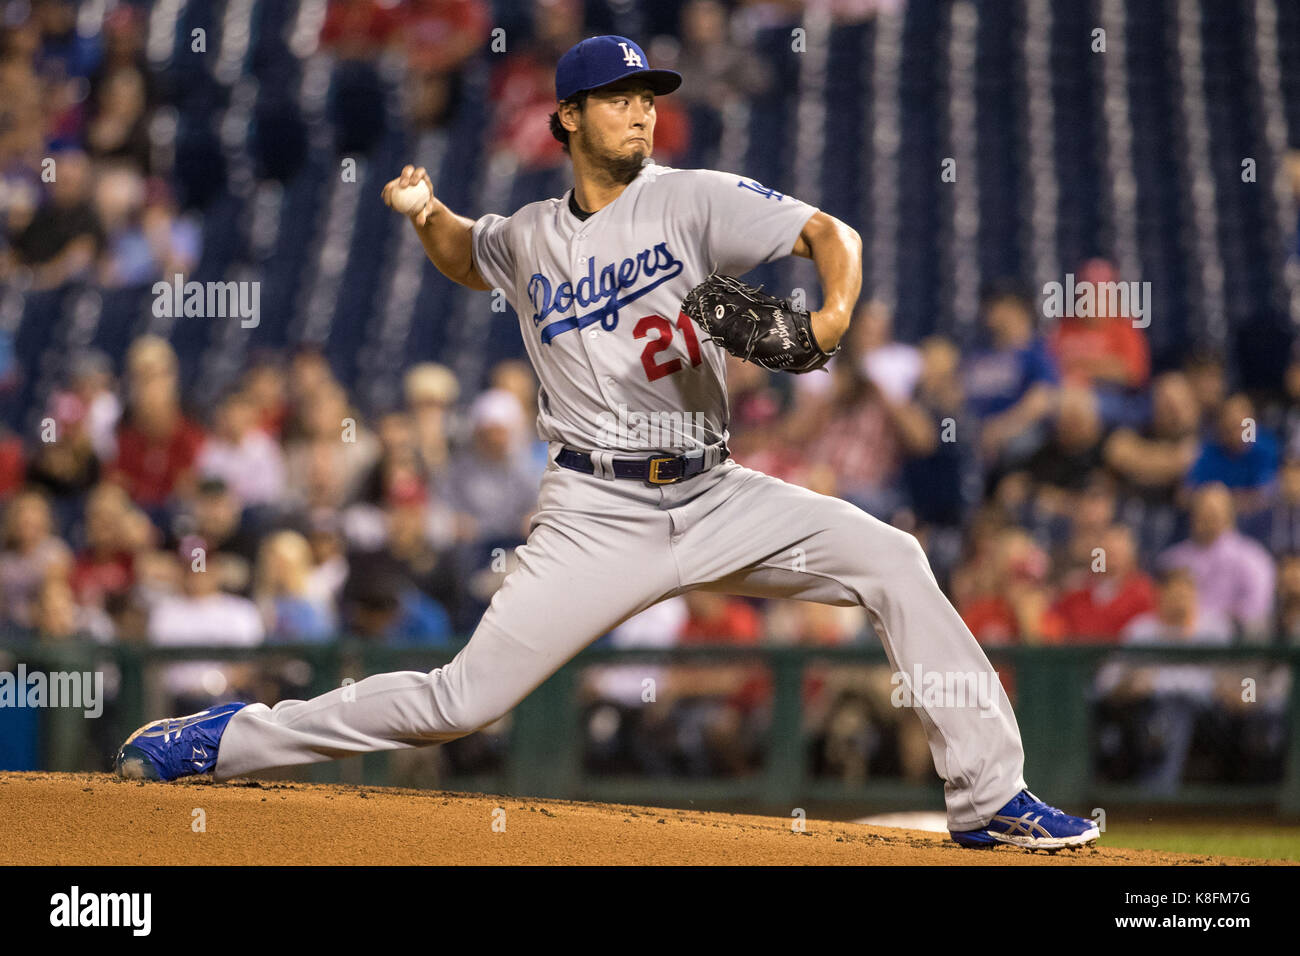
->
[[681, 273, 839, 374]]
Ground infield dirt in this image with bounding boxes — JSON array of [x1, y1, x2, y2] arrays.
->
[[0, 772, 1285, 865]]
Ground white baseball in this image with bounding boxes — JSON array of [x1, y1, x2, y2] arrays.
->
[[390, 179, 432, 215]]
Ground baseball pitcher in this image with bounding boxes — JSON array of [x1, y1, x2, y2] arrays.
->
[[116, 35, 1098, 851]]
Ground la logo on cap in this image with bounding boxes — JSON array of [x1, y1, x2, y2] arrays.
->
[[618, 41, 644, 67]]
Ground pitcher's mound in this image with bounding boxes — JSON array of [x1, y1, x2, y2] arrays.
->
[[0, 772, 1269, 865]]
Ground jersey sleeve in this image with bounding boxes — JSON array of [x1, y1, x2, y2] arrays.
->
[[470, 213, 516, 292], [688, 169, 819, 276]]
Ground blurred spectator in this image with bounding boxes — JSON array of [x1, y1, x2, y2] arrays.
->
[[963, 285, 1059, 469], [240, 357, 291, 440], [0, 424, 23, 499], [1159, 483, 1276, 641], [898, 335, 973, 577], [852, 300, 922, 402], [284, 347, 339, 441], [1048, 258, 1150, 426], [304, 510, 349, 615], [147, 548, 265, 711], [356, 409, 429, 503], [9, 149, 103, 288], [1022, 386, 1106, 506], [283, 379, 381, 511], [196, 389, 288, 510], [675, 0, 771, 108], [1051, 525, 1156, 642], [339, 548, 452, 644], [490, 359, 548, 476], [726, 355, 805, 482], [108, 336, 206, 518], [958, 526, 1063, 645], [661, 590, 767, 776], [1094, 568, 1234, 794], [59, 350, 121, 462], [319, 0, 402, 61], [0, 39, 45, 276], [1274, 552, 1300, 645], [1187, 392, 1279, 515], [33, 574, 111, 642], [673, 0, 770, 164], [319, 0, 401, 154], [1104, 371, 1200, 500], [381, 473, 461, 627], [583, 596, 689, 776], [1183, 348, 1229, 434], [444, 389, 537, 547], [1242, 457, 1300, 556], [26, 373, 103, 520], [87, 5, 154, 125], [349, 410, 458, 553], [403, 361, 459, 480], [1053, 474, 1119, 583], [400, 0, 489, 130], [487, 0, 582, 170], [255, 530, 335, 643], [96, 173, 200, 287], [167, 477, 262, 596], [70, 481, 138, 612], [84, 61, 150, 171], [33, 0, 100, 80], [0, 488, 72, 629], [31, 0, 101, 149], [800, 324, 936, 518]]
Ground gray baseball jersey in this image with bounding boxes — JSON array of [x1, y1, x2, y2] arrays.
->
[[470, 164, 817, 454], [215, 164, 1028, 831]]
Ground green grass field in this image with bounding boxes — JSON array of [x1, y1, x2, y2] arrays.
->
[[1101, 820, 1300, 862]]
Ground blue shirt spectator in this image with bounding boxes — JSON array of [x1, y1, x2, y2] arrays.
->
[[1187, 394, 1279, 494], [964, 338, 1059, 419]]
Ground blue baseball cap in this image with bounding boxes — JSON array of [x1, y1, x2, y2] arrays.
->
[[555, 35, 682, 103]]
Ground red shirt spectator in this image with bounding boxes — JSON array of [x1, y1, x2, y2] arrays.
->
[[1051, 572, 1158, 643], [961, 595, 1065, 646], [401, 0, 489, 75], [1049, 260, 1150, 389], [71, 549, 134, 607], [1051, 315, 1150, 389], [109, 416, 205, 507], [679, 593, 768, 711], [0, 431, 24, 499], [680, 595, 762, 645], [320, 0, 401, 59]]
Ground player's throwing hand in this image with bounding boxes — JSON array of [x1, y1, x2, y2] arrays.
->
[[381, 164, 437, 226]]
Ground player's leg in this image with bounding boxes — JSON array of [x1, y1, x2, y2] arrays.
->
[[671, 462, 1095, 846], [120, 469, 680, 781]]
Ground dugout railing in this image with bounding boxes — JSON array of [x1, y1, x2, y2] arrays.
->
[[2, 639, 1298, 814]]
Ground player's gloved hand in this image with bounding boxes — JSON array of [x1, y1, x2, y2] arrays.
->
[[381, 164, 438, 226], [680, 272, 840, 374]]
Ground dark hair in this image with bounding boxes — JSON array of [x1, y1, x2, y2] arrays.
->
[[979, 278, 1034, 314], [548, 92, 589, 154]]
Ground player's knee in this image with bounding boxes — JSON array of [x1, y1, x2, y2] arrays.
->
[[425, 667, 509, 736], [866, 522, 934, 584]]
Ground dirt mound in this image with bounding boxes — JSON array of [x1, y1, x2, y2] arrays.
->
[[0, 772, 1275, 865]]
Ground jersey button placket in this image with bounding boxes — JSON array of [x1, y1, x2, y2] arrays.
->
[[574, 233, 618, 430]]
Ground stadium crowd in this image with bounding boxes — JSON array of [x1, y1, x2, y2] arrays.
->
[[0, 0, 1295, 785]]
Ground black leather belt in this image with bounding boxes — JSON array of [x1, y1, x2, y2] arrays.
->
[[556, 445, 730, 484]]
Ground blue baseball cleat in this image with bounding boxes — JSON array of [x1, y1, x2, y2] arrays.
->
[[114, 703, 248, 781], [950, 789, 1100, 851]]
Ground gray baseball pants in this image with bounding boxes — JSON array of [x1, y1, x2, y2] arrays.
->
[[215, 446, 1026, 830]]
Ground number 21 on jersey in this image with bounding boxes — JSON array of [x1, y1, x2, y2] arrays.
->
[[634, 312, 704, 382]]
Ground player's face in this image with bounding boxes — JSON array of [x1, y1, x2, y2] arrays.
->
[[573, 82, 656, 180]]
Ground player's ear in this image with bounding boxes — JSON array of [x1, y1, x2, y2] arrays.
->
[[559, 101, 581, 135]]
